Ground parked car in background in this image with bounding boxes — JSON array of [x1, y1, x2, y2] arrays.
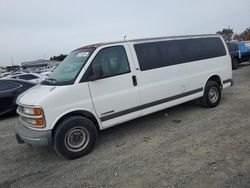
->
[[8, 73, 45, 84], [0, 79, 36, 116], [40, 71, 52, 77], [244, 41, 250, 49], [227, 42, 250, 70], [2, 72, 12, 78]]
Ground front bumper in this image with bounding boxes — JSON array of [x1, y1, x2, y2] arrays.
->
[[15, 122, 52, 146]]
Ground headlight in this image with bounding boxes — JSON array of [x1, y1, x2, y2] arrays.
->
[[17, 105, 46, 128], [22, 107, 42, 116]]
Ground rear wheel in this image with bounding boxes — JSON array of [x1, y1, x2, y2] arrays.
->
[[53, 116, 97, 160], [200, 81, 221, 108], [232, 58, 239, 70]]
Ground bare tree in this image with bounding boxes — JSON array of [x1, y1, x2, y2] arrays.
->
[[216, 27, 234, 42], [234, 27, 250, 41]]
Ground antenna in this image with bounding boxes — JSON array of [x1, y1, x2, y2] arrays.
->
[[11, 56, 14, 66], [123, 36, 127, 41]]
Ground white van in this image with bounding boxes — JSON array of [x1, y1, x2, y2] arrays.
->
[[15, 35, 233, 159]]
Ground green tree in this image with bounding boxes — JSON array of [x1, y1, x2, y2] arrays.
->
[[216, 27, 234, 42]]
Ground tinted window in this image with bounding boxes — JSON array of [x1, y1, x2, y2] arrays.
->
[[90, 46, 130, 78], [11, 76, 18, 79], [133, 43, 162, 70], [227, 43, 238, 51], [19, 74, 38, 80], [135, 37, 226, 71], [0, 81, 21, 92]]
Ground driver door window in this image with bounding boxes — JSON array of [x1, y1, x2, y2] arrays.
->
[[91, 46, 130, 79]]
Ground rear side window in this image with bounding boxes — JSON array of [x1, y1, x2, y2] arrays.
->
[[133, 43, 162, 70], [134, 37, 226, 71], [19, 74, 38, 80], [0, 81, 21, 92], [11, 76, 18, 79], [228, 43, 238, 51], [245, 42, 250, 49]]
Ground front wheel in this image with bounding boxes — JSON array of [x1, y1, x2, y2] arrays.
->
[[200, 81, 221, 108], [53, 116, 97, 160]]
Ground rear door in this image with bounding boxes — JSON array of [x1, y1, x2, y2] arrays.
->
[[129, 41, 185, 116], [87, 44, 141, 128]]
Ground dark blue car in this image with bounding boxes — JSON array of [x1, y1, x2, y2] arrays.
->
[[227, 42, 250, 70], [0, 79, 36, 116]]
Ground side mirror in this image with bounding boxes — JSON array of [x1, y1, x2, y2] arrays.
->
[[89, 64, 103, 81]]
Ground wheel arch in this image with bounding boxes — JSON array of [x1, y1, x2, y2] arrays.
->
[[52, 110, 101, 138], [232, 55, 239, 60], [205, 75, 222, 89]]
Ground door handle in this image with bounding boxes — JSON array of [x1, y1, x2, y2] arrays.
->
[[132, 75, 137, 86]]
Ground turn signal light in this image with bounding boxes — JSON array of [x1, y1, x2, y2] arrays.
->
[[35, 118, 44, 126], [34, 108, 42, 116]]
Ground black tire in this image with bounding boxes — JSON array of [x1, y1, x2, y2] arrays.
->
[[200, 81, 221, 108], [232, 58, 239, 70], [53, 116, 97, 160]]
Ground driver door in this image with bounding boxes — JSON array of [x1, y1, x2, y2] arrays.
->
[[86, 44, 141, 129]]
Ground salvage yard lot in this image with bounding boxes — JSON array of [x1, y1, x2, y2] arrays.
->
[[0, 64, 250, 188]]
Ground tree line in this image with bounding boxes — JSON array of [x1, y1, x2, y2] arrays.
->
[[216, 26, 250, 42], [50, 54, 67, 61]]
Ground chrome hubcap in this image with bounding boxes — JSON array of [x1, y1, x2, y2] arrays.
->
[[208, 87, 219, 103], [65, 127, 90, 152]]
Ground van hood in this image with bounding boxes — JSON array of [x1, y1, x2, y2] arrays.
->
[[17, 84, 57, 106]]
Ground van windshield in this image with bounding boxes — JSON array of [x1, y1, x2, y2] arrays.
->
[[43, 48, 95, 85]]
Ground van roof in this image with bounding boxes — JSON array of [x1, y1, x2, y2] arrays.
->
[[75, 34, 220, 51]]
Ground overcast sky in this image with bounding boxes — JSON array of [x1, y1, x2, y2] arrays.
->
[[0, 0, 249, 66]]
